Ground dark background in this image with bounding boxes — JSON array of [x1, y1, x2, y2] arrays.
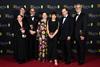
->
[[0, 0, 100, 55]]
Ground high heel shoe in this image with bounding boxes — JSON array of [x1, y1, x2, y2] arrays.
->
[[54, 60, 58, 66]]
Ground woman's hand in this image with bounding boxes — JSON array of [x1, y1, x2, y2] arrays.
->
[[20, 28, 25, 33], [30, 30, 36, 35]]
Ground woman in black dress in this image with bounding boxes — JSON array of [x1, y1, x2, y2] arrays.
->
[[13, 15, 29, 64], [47, 12, 59, 66]]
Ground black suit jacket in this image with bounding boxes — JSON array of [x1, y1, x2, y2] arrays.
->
[[27, 16, 39, 32], [59, 15, 74, 40], [73, 12, 88, 39], [12, 20, 29, 38]]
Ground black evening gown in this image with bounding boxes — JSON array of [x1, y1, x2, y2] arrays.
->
[[47, 20, 59, 60], [12, 20, 29, 63]]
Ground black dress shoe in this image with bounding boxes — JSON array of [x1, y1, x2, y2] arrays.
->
[[65, 61, 71, 64], [17, 61, 25, 64], [16, 60, 26, 64], [78, 61, 85, 65]]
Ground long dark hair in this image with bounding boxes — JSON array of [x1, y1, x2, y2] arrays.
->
[[39, 11, 48, 20]]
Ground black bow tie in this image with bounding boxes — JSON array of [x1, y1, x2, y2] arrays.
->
[[76, 14, 79, 16], [63, 17, 67, 18]]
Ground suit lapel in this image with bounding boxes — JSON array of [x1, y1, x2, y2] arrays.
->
[[76, 13, 83, 22], [62, 17, 67, 25]]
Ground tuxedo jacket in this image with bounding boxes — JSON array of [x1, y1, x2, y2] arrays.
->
[[73, 12, 88, 39], [59, 15, 74, 40], [27, 15, 39, 32]]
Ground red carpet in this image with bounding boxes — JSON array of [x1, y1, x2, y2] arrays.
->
[[0, 54, 100, 67]]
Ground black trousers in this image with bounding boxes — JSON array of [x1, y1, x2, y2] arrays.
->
[[60, 39, 72, 63], [28, 35, 38, 59], [76, 39, 86, 64]]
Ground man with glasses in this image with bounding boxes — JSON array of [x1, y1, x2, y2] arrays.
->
[[73, 3, 88, 64], [28, 8, 39, 60]]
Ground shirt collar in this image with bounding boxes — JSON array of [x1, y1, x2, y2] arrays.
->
[[77, 11, 81, 15], [63, 14, 68, 18]]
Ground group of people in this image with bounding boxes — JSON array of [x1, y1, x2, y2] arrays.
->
[[12, 3, 88, 66]]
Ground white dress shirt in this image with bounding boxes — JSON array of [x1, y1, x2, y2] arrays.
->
[[32, 17, 34, 21], [62, 15, 68, 24], [75, 11, 81, 21]]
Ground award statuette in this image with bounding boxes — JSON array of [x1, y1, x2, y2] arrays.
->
[[20, 27, 26, 38]]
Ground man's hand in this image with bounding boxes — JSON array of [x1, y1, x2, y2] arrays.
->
[[80, 36, 85, 40], [67, 36, 71, 40]]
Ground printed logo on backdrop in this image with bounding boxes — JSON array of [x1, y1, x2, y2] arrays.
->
[[0, 1, 100, 55]]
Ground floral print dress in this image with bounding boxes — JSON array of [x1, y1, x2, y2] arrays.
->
[[37, 20, 48, 61]]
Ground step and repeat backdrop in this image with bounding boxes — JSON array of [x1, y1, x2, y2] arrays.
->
[[0, 0, 100, 55]]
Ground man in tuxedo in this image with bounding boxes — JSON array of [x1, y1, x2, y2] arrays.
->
[[59, 8, 74, 64], [73, 4, 88, 64], [27, 8, 39, 60]]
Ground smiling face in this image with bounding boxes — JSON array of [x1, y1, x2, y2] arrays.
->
[[62, 8, 68, 17], [51, 14, 57, 20], [17, 15, 23, 22], [20, 8, 25, 15], [74, 4, 82, 13], [30, 8, 36, 16], [42, 12, 48, 19]]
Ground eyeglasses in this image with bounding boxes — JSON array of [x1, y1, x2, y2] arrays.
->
[[30, 11, 35, 12]]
